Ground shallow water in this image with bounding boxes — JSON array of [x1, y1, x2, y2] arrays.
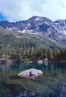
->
[[0, 62, 66, 97], [0, 62, 66, 73]]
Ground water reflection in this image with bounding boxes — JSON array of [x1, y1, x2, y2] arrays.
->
[[0, 63, 11, 72], [0, 62, 66, 74], [0, 62, 66, 97]]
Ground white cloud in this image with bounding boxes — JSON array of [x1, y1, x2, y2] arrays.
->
[[0, 0, 66, 21]]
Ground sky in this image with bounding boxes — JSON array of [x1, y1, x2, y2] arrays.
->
[[0, 0, 66, 21]]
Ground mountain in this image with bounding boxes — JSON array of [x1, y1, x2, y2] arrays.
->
[[54, 19, 66, 34], [0, 16, 66, 49], [0, 26, 65, 49]]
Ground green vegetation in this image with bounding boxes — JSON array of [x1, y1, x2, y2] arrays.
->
[[1, 47, 66, 63], [0, 31, 65, 49], [0, 27, 66, 63]]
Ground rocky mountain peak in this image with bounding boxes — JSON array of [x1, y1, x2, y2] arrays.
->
[[0, 16, 66, 42]]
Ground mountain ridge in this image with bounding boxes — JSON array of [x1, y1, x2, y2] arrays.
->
[[0, 16, 66, 48]]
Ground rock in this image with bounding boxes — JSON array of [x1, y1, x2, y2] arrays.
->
[[18, 91, 38, 97], [18, 68, 43, 78], [60, 83, 66, 97], [43, 58, 48, 65], [38, 60, 43, 64]]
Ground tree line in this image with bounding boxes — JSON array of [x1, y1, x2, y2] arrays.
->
[[0, 47, 66, 63]]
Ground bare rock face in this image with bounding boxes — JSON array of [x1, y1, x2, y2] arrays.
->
[[18, 68, 43, 78]]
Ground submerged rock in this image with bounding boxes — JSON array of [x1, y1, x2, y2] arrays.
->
[[60, 83, 66, 97], [18, 91, 38, 97], [18, 68, 43, 78]]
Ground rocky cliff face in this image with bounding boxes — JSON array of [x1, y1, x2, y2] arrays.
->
[[0, 16, 66, 40], [0, 16, 66, 48]]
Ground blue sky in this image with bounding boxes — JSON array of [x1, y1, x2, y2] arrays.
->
[[0, 13, 6, 21], [0, 0, 66, 21]]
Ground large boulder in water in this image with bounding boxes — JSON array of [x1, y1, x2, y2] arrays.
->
[[18, 68, 43, 78]]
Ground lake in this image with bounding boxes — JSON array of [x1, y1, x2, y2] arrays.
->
[[0, 62, 66, 97]]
